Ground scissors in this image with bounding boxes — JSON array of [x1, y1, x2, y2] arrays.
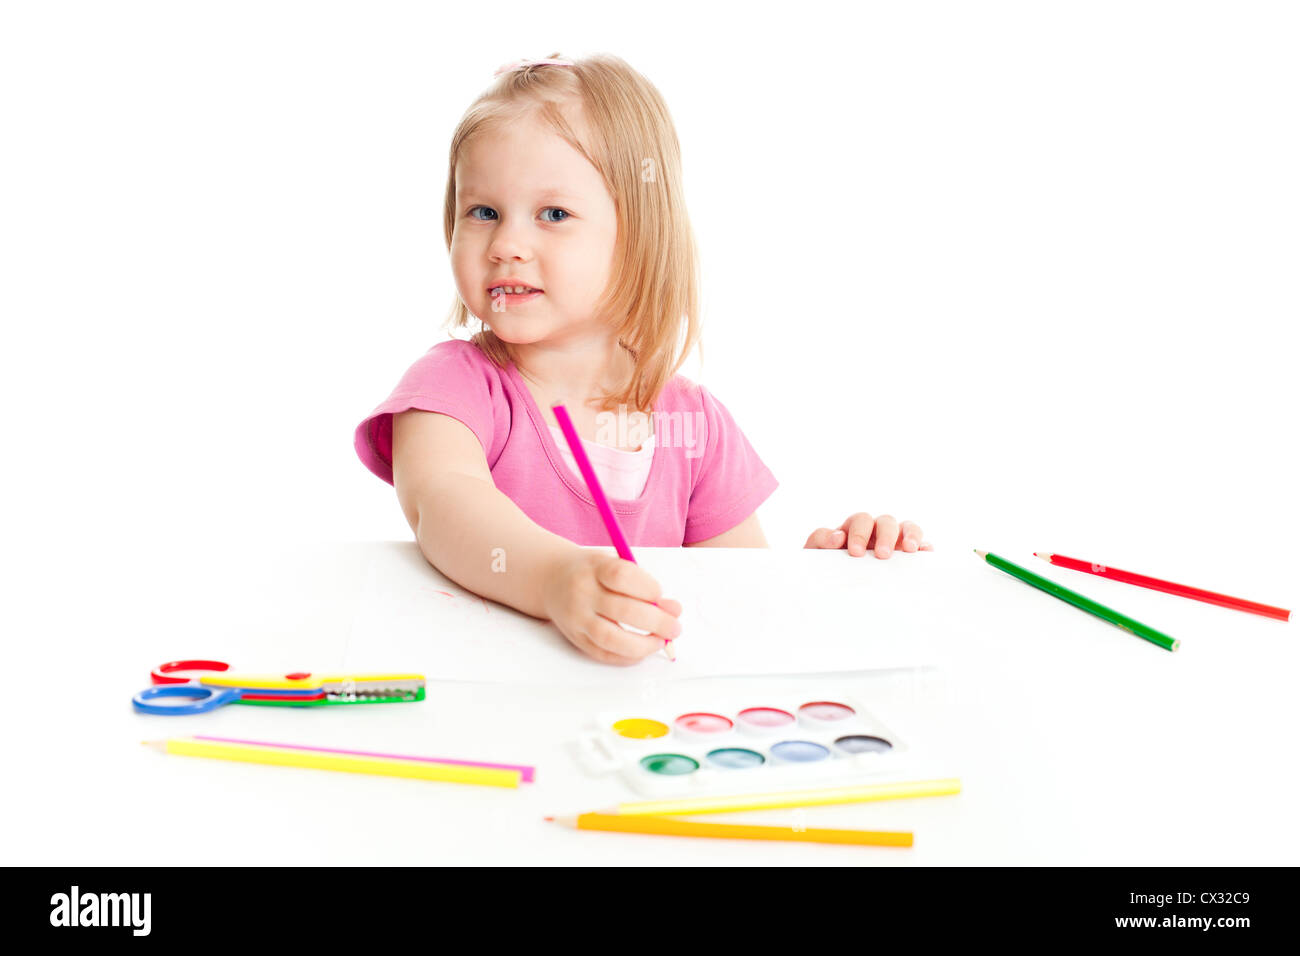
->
[[132, 659, 426, 715]]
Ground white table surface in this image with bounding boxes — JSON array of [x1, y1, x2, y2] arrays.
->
[[8, 539, 1297, 866]]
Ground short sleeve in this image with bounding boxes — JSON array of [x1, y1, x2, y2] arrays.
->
[[354, 340, 505, 486], [682, 384, 779, 544]]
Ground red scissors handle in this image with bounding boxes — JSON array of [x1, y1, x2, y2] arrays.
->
[[151, 659, 231, 684]]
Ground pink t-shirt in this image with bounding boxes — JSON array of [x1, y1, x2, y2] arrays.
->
[[546, 423, 656, 501], [354, 339, 778, 546]]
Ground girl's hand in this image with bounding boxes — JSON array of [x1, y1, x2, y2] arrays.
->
[[541, 549, 683, 665], [804, 512, 933, 559]]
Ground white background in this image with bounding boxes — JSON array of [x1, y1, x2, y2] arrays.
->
[[2, 1, 1297, 864]]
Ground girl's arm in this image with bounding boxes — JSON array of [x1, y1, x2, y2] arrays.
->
[[392, 409, 577, 619], [684, 511, 769, 548]]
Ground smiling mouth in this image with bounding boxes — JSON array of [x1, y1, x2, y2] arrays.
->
[[489, 285, 542, 297]]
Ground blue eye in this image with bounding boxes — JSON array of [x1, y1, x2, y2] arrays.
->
[[465, 205, 569, 223]]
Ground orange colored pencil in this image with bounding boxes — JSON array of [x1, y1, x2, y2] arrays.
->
[[1034, 552, 1291, 622], [545, 812, 913, 847]]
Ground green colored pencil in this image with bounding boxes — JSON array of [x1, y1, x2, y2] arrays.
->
[[975, 550, 1180, 652]]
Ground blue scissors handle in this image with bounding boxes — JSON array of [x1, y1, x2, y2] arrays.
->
[[133, 678, 324, 715], [133, 682, 244, 715]]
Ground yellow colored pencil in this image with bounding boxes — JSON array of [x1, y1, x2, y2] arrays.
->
[[546, 813, 913, 847], [599, 777, 962, 816], [143, 738, 521, 788]]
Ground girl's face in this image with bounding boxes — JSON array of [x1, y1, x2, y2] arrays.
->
[[451, 114, 619, 348]]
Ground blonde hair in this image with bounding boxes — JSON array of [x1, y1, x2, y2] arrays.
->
[[441, 53, 702, 413]]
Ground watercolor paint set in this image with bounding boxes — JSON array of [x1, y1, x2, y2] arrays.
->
[[574, 686, 929, 798]]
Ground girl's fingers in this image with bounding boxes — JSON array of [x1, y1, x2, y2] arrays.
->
[[840, 512, 875, 557], [656, 597, 683, 617], [899, 521, 924, 552], [805, 516, 933, 558], [596, 556, 664, 605], [599, 593, 683, 641], [573, 624, 643, 665], [585, 616, 664, 662], [871, 514, 899, 558], [804, 527, 846, 549]]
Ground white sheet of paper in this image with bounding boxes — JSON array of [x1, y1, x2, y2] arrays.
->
[[342, 543, 952, 684]]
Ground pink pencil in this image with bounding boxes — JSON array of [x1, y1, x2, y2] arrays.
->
[[192, 735, 535, 782], [551, 403, 676, 660]]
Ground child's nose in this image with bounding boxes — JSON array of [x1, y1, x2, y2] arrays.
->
[[488, 222, 535, 259]]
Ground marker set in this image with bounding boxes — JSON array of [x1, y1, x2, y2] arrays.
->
[[575, 691, 917, 798]]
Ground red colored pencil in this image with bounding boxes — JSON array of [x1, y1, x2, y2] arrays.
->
[[1033, 552, 1291, 622]]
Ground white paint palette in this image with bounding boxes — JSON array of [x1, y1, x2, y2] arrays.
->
[[573, 689, 923, 798]]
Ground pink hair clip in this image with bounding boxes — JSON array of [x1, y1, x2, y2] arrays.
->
[[494, 56, 575, 77]]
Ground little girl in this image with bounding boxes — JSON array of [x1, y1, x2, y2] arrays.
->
[[355, 53, 931, 666]]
